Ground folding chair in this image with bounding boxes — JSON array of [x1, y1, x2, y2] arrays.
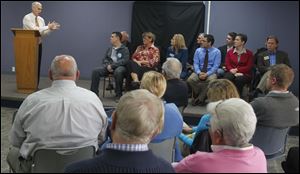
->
[[148, 137, 176, 163], [31, 146, 95, 173]]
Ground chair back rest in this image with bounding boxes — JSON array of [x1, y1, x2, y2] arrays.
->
[[31, 146, 95, 173], [148, 137, 176, 163], [250, 126, 289, 159]]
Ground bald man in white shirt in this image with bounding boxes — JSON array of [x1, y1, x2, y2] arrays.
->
[[7, 55, 108, 173], [23, 1, 60, 85]]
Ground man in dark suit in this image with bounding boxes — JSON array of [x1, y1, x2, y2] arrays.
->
[[254, 35, 290, 95], [217, 32, 236, 78]]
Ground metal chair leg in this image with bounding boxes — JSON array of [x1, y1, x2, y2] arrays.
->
[[103, 77, 106, 98]]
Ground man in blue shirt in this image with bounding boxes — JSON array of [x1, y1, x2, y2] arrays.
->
[[187, 34, 221, 106]]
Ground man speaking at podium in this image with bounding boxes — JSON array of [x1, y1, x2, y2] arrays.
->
[[23, 1, 60, 85]]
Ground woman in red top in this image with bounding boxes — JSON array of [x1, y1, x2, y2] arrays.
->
[[224, 33, 253, 95], [127, 32, 160, 89]]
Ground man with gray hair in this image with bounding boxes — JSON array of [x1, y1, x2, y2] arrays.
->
[[174, 98, 267, 173], [7, 55, 108, 173], [65, 89, 175, 173], [23, 1, 60, 85], [162, 58, 188, 107]]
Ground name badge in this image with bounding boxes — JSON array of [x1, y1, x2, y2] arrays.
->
[[117, 53, 122, 58], [263, 56, 269, 60]]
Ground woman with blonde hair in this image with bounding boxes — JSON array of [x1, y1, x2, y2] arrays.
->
[[166, 34, 188, 79], [141, 71, 184, 161], [179, 79, 239, 149]]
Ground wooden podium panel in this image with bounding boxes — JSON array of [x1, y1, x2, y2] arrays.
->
[[11, 28, 40, 94]]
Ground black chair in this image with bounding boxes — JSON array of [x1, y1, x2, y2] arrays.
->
[[102, 73, 114, 98]]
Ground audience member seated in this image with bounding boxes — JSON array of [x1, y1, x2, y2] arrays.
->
[[251, 64, 299, 128], [7, 55, 108, 173], [127, 32, 160, 90], [173, 98, 267, 173], [217, 32, 237, 78], [90, 31, 129, 98], [140, 71, 183, 161], [162, 58, 188, 108], [187, 34, 221, 106], [253, 35, 291, 97], [179, 79, 240, 148], [224, 33, 253, 96], [166, 34, 188, 79], [121, 31, 134, 57], [65, 89, 175, 173]]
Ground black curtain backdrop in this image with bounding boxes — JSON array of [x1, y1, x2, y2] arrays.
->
[[131, 1, 205, 65]]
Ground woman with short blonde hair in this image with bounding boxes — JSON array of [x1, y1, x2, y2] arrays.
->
[[140, 71, 166, 98], [207, 79, 240, 102], [140, 71, 184, 161], [179, 79, 240, 149]]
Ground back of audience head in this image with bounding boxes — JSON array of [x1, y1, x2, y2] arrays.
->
[[140, 71, 166, 98], [49, 55, 79, 81], [112, 89, 164, 144], [267, 64, 294, 91], [162, 58, 182, 80], [207, 98, 257, 147], [207, 79, 240, 102]]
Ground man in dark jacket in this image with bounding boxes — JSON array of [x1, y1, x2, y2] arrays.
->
[[253, 36, 290, 96], [90, 31, 129, 98], [217, 32, 236, 77]]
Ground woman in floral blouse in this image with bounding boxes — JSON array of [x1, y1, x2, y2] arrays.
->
[[127, 32, 160, 89]]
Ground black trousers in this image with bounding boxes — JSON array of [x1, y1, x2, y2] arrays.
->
[[37, 44, 42, 85], [126, 60, 156, 80], [90, 66, 127, 97], [223, 72, 251, 96]]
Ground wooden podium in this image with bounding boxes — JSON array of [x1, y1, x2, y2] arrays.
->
[[11, 28, 40, 94]]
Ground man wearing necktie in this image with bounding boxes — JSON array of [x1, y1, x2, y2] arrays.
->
[[253, 36, 291, 97], [187, 34, 221, 106], [23, 1, 60, 86]]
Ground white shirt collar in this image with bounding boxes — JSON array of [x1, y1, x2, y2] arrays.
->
[[269, 90, 289, 94], [233, 47, 247, 55], [51, 80, 77, 87], [211, 144, 254, 152]]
